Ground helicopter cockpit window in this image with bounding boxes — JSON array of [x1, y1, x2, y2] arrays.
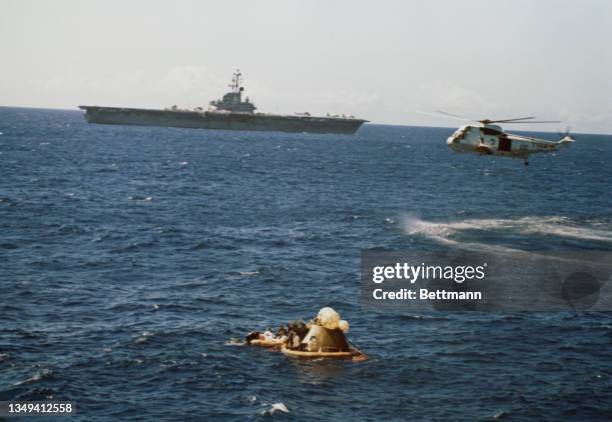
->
[[482, 127, 502, 136]]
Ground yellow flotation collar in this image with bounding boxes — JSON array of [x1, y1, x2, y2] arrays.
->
[[280, 345, 358, 358]]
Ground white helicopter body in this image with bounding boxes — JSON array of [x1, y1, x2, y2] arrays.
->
[[447, 123, 574, 165], [425, 112, 575, 165]]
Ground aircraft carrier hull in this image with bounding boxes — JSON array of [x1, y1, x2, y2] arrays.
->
[[79, 106, 366, 134]]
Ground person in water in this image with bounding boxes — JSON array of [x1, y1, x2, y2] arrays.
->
[[246, 320, 310, 348], [245, 326, 288, 345], [245, 331, 260, 344], [286, 320, 309, 350], [276, 326, 288, 343], [262, 328, 275, 342]]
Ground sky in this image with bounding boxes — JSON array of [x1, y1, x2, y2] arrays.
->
[[1, 0, 611, 133]]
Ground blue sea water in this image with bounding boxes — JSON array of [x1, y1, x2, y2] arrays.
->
[[1, 106, 612, 421]]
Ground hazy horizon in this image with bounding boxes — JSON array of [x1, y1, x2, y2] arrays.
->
[[1, 0, 611, 134]]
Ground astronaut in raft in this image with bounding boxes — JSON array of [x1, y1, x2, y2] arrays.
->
[[245, 307, 366, 359]]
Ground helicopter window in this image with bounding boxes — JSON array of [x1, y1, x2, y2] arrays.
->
[[482, 127, 502, 136]]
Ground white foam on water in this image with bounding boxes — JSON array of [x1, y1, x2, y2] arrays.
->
[[135, 331, 154, 343], [129, 195, 153, 202], [260, 403, 289, 415], [270, 403, 289, 413], [401, 214, 612, 244], [400, 214, 458, 245], [13, 369, 51, 386], [521, 220, 612, 242]]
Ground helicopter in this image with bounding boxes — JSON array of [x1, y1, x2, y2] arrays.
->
[[430, 111, 575, 165]]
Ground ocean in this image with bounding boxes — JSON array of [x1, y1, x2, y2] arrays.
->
[[1, 106, 611, 420]]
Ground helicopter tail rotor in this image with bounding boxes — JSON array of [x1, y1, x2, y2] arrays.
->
[[557, 126, 575, 145]]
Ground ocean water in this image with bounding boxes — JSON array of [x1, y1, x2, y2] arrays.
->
[[1, 106, 612, 421]]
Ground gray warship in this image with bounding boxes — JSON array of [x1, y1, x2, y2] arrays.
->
[[79, 70, 367, 134]]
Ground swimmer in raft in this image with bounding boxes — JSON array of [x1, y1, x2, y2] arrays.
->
[[244, 325, 288, 347]]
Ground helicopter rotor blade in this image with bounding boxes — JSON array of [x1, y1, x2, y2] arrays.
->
[[417, 111, 561, 125], [433, 110, 474, 120], [416, 110, 451, 118], [416, 110, 474, 122], [488, 117, 536, 123], [499, 120, 561, 124]]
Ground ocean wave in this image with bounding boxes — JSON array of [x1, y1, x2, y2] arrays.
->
[[0, 196, 16, 206], [13, 369, 54, 386], [110, 239, 158, 253], [189, 241, 210, 250], [0, 242, 19, 249], [129, 195, 153, 202], [134, 331, 155, 344]]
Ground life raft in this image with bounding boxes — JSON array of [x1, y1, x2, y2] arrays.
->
[[249, 339, 283, 348]]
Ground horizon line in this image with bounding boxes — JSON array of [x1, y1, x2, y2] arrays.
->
[[1, 104, 610, 137]]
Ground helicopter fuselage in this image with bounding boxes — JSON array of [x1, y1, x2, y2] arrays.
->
[[447, 124, 568, 163]]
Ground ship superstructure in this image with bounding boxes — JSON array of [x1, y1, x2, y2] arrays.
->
[[209, 70, 256, 113]]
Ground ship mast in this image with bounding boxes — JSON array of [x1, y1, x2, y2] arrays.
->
[[229, 69, 242, 93]]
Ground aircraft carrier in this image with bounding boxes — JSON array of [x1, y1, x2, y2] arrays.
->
[[79, 70, 367, 134]]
